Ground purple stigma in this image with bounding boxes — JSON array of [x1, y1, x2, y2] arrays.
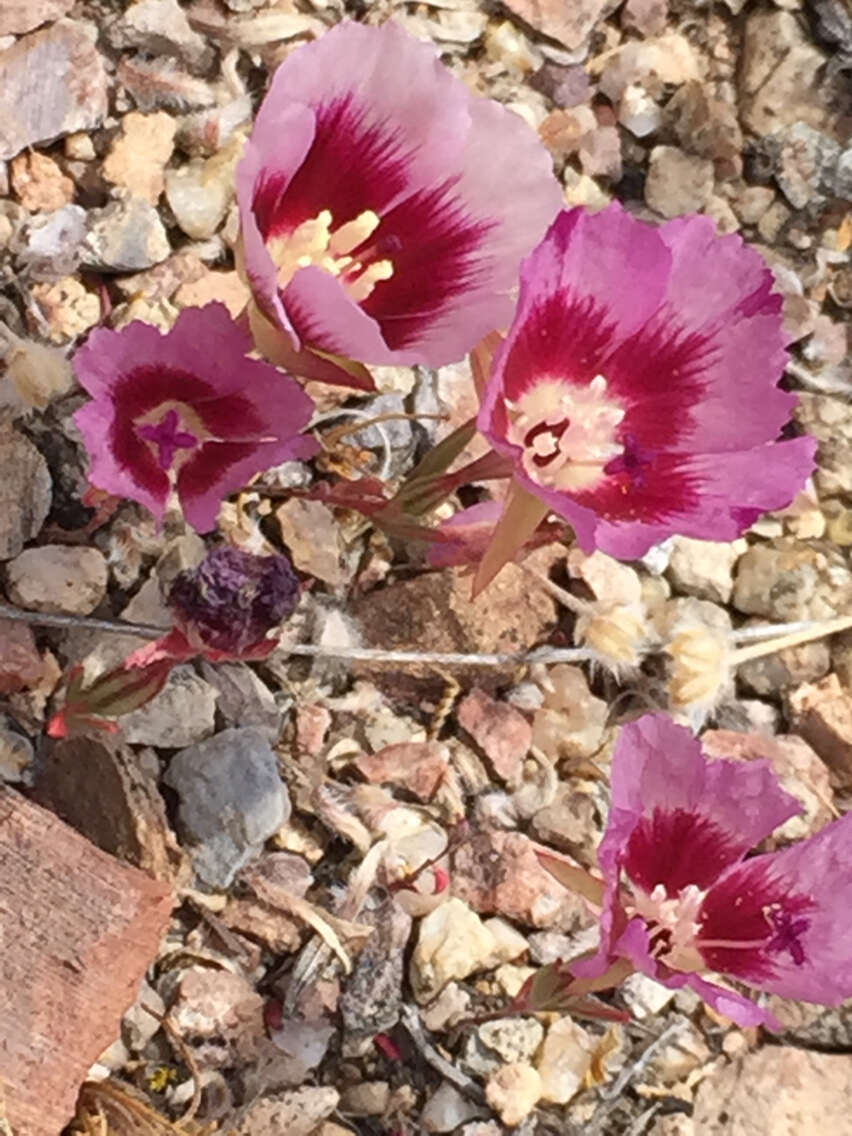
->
[[137, 408, 198, 470], [766, 906, 810, 967]]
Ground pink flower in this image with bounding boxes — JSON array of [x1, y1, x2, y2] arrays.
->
[[586, 714, 852, 1028], [475, 205, 816, 589], [73, 303, 318, 532], [236, 20, 561, 381]]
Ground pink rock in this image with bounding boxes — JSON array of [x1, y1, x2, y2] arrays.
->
[[295, 703, 331, 757], [0, 21, 108, 160], [457, 688, 531, 786], [502, 0, 607, 50], [0, 0, 73, 36], [789, 674, 852, 788], [451, 827, 592, 930], [1, 789, 173, 1136], [354, 741, 449, 800], [0, 618, 44, 693]]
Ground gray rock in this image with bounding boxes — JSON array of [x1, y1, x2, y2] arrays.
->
[[0, 720, 34, 783], [733, 539, 852, 622], [0, 429, 51, 560], [0, 20, 108, 160], [645, 146, 714, 218], [165, 726, 290, 888], [340, 893, 412, 1054], [5, 545, 107, 615], [121, 666, 218, 748], [199, 661, 284, 740], [83, 194, 170, 272], [234, 1088, 339, 1136], [108, 0, 211, 71], [795, 392, 852, 497], [739, 11, 830, 135], [737, 639, 831, 697], [20, 204, 87, 280], [775, 122, 841, 209]]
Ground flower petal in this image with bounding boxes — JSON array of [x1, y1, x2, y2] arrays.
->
[[177, 436, 318, 533], [74, 398, 170, 522], [699, 813, 852, 1006], [578, 436, 818, 559], [236, 102, 317, 340], [606, 716, 801, 881]]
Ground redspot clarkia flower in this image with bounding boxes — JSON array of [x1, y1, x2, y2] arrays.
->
[[73, 303, 318, 532], [236, 20, 561, 382], [583, 714, 852, 1028], [475, 205, 816, 591]]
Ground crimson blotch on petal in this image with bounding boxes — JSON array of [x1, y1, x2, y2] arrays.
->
[[476, 205, 816, 587], [584, 714, 852, 1028], [236, 20, 562, 376], [73, 303, 319, 532]]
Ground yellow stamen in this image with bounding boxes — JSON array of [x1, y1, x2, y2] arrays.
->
[[267, 208, 392, 302]]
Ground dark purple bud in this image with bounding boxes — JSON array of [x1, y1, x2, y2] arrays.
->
[[168, 546, 300, 656]]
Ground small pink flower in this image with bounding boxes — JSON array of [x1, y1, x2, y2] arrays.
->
[[476, 205, 816, 587], [73, 303, 318, 531], [236, 20, 561, 378], [585, 714, 852, 1028]]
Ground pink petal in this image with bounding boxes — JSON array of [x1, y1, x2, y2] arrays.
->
[[74, 398, 170, 522], [580, 437, 818, 558], [608, 716, 801, 870], [177, 435, 317, 533], [236, 102, 317, 342], [700, 813, 852, 1007]]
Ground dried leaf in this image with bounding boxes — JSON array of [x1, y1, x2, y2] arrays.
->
[[472, 478, 549, 596]]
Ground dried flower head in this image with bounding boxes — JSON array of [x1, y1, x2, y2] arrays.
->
[[169, 545, 300, 658], [665, 624, 730, 721], [575, 601, 649, 676], [475, 205, 816, 590], [577, 714, 852, 1028], [237, 20, 561, 383], [1, 326, 74, 412], [72, 303, 318, 531]]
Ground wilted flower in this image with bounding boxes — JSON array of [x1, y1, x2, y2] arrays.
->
[[48, 547, 300, 737], [236, 20, 561, 383], [581, 714, 852, 1027], [73, 303, 318, 532], [168, 545, 300, 659], [475, 205, 816, 591]]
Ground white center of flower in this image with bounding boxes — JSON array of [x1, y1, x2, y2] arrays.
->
[[628, 883, 707, 974], [267, 209, 394, 302], [504, 375, 625, 492]]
